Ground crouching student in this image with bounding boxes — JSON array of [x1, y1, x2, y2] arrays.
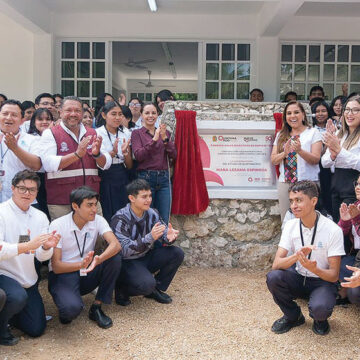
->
[[0, 170, 60, 346], [266, 180, 344, 336], [111, 179, 184, 306], [48, 186, 121, 329]]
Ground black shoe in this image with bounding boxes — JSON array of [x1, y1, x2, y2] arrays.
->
[[336, 295, 350, 306], [145, 288, 172, 304], [59, 317, 72, 325], [271, 313, 305, 334], [0, 331, 19, 346], [115, 289, 131, 306], [89, 304, 113, 329], [312, 320, 330, 336]]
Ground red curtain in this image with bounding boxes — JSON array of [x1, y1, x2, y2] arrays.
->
[[171, 110, 209, 215], [273, 112, 283, 178]]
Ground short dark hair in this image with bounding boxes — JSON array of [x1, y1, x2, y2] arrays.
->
[[0, 99, 24, 117], [289, 180, 319, 199], [21, 100, 35, 111], [126, 179, 151, 196], [309, 96, 324, 106], [70, 186, 99, 210], [0, 94, 8, 101], [309, 85, 324, 97], [35, 93, 55, 105], [250, 88, 264, 96], [284, 91, 297, 102], [12, 170, 40, 189], [53, 93, 63, 100], [61, 96, 83, 109]]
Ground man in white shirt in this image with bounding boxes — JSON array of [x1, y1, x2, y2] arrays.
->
[[0, 170, 60, 346], [266, 180, 345, 336], [38, 96, 111, 220], [48, 186, 121, 329], [0, 100, 41, 203]]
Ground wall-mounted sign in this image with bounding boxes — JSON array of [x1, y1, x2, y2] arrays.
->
[[199, 133, 276, 188]]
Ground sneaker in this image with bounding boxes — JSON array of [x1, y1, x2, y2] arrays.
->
[[145, 288, 172, 304], [89, 304, 113, 329], [0, 331, 19, 346], [335, 295, 350, 307], [271, 313, 305, 334], [312, 320, 330, 336], [115, 288, 131, 306], [59, 317, 72, 325]]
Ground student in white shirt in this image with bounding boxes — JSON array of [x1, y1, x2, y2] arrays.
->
[[0, 100, 41, 203], [271, 101, 322, 221], [48, 186, 121, 329], [322, 95, 360, 222], [0, 170, 60, 346], [266, 181, 344, 336], [95, 101, 132, 223]]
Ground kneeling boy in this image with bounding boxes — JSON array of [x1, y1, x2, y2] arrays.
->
[[266, 181, 344, 336]]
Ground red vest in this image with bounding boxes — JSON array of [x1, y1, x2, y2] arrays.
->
[[45, 125, 101, 205]]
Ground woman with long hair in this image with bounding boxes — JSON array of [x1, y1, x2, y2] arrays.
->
[[96, 101, 132, 223], [271, 100, 322, 220], [322, 96, 360, 222], [330, 95, 346, 128], [131, 103, 176, 224]]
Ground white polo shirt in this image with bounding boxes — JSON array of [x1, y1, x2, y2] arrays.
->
[[0, 198, 51, 288], [95, 125, 131, 165], [0, 131, 40, 203], [48, 212, 112, 271], [38, 121, 112, 173], [279, 213, 345, 278]]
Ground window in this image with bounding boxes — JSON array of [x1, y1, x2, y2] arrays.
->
[[280, 42, 360, 101], [60, 41, 107, 107], [205, 42, 251, 100], [130, 92, 153, 102]]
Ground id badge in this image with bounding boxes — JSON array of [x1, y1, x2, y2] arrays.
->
[[79, 268, 87, 277], [19, 235, 30, 243]]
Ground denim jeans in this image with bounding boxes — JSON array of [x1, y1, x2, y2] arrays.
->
[[138, 170, 171, 224]]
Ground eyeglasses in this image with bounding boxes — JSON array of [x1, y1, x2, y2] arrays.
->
[[129, 103, 141, 108], [39, 101, 55, 107], [353, 181, 360, 188], [15, 185, 38, 195], [344, 108, 360, 115]]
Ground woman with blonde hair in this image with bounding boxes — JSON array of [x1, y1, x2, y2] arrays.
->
[[271, 100, 322, 220], [322, 96, 360, 222]]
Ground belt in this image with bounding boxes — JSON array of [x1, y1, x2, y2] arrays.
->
[[138, 170, 168, 175], [47, 168, 98, 180]]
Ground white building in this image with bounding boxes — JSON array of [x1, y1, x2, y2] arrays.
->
[[1, 0, 360, 104]]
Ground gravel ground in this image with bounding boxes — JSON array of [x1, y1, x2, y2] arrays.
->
[[1, 267, 359, 360]]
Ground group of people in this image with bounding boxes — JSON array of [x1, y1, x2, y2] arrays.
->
[[268, 85, 360, 336], [0, 90, 184, 346]]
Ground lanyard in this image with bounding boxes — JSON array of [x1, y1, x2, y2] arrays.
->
[[74, 231, 88, 259], [299, 213, 319, 284], [0, 142, 9, 165], [105, 126, 120, 158]]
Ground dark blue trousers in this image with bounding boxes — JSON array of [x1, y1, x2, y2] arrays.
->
[[340, 255, 360, 305], [0, 275, 46, 338], [0, 288, 5, 312], [117, 246, 184, 296], [48, 254, 121, 322], [266, 268, 338, 321]]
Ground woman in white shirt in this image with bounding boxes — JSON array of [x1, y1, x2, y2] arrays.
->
[[322, 96, 360, 222], [271, 101, 322, 220], [96, 101, 133, 223]]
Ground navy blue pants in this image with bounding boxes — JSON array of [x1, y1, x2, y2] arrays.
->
[[0, 288, 5, 312], [99, 164, 129, 223], [137, 170, 171, 224], [48, 254, 121, 322], [0, 275, 46, 338], [266, 268, 337, 321], [117, 246, 184, 296], [340, 255, 360, 304]]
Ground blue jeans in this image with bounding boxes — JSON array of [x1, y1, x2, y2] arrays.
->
[[138, 170, 171, 224]]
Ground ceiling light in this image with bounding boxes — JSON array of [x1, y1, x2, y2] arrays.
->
[[148, 0, 157, 12]]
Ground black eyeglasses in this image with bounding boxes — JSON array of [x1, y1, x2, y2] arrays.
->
[[353, 181, 360, 188], [15, 185, 38, 195]]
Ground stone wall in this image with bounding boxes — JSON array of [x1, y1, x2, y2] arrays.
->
[[162, 101, 310, 269]]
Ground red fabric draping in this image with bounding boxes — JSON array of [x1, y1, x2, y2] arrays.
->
[[273, 112, 283, 178], [171, 110, 209, 215]]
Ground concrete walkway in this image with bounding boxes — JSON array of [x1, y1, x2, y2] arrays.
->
[[1, 268, 359, 360]]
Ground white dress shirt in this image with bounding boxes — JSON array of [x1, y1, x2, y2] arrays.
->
[[95, 125, 131, 165], [279, 213, 345, 278], [48, 212, 112, 271], [39, 121, 111, 173], [321, 133, 360, 171], [0, 198, 51, 288], [0, 131, 40, 202]]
